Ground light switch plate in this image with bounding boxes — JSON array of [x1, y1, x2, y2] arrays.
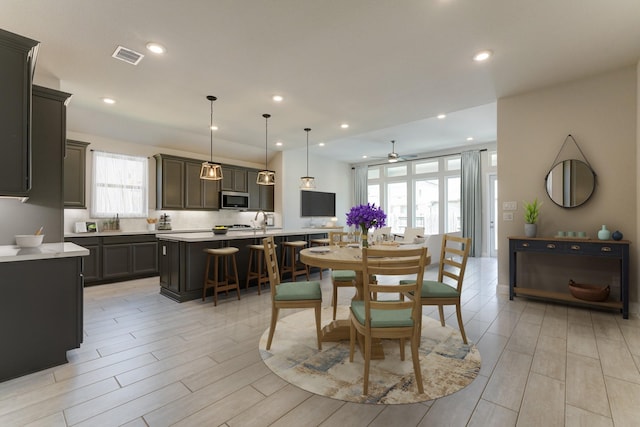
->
[[503, 212, 514, 221], [503, 201, 517, 211]]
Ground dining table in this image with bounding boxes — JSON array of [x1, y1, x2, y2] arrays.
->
[[300, 243, 430, 359]]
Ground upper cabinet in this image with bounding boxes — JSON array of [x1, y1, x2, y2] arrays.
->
[[64, 140, 89, 208], [155, 154, 219, 210], [185, 160, 219, 209], [155, 154, 274, 211], [247, 170, 274, 212], [221, 166, 248, 193], [0, 28, 39, 196]]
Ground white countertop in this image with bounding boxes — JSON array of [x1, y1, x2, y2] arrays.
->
[[157, 228, 341, 242], [0, 242, 90, 263]]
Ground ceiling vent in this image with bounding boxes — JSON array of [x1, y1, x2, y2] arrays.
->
[[112, 45, 144, 65]]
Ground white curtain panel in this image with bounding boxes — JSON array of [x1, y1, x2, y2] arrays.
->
[[91, 150, 148, 218]]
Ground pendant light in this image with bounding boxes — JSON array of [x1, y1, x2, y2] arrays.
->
[[300, 127, 315, 189], [200, 95, 223, 180], [256, 113, 275, 185]]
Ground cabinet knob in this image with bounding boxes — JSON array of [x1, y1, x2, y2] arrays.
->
[[546, 243, 556, 249], [570, 245, 581, 250], [522, 243, 530, 248], [601, 246, 612, 252]]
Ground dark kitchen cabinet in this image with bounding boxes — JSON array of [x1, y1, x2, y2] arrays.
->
[[66, 236, 101, 282], [29, 85, 72, 242], [0, 28, 39, 196], [156, 154, 220, 210], [0, 255, 83, 382], [159, 240, 181, 294], [221, 166, 248, 192], [156, 155, 184, 209], [103, 235, 158, 279], [185, 160, 220, 209], [64, 139, 89, 208], [65, 234, 158, 284], [247, 170, 274, 212]]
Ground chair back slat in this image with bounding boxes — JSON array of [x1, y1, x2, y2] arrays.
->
[[437, 233, 471, 293]]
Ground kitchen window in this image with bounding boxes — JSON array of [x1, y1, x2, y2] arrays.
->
[[91, 151, 148, 218]]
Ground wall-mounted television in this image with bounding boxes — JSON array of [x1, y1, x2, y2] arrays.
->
[[301, 190, 336, 217]]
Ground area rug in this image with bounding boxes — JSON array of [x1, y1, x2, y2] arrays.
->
[[258, 306, 481, 404]]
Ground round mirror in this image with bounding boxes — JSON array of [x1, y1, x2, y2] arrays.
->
[[545, 159, 595, 208]]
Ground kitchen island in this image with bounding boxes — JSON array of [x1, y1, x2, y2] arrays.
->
[[157, 228, 338, 302], [0, 243, 89, 382]]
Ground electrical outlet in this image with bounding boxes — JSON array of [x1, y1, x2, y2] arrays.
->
[[503, 212, 514, 221], [503, 201, 517, 211]]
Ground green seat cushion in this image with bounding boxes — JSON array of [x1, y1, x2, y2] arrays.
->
[[350, 301, 413, 328], [332, 270, 356, 282], [401, 280, 460, 298], [275, 281, 322, 301]]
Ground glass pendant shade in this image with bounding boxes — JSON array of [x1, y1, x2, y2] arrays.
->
[[257, 113, 275, 186], [300, 127, 315, 189], [200, 95, 223, 181]]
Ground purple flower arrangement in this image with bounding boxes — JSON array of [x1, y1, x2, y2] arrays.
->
[[346, 203, 387, 231]]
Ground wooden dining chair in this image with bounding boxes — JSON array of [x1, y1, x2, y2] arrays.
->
[[404, 233, 471, 344], [349, 246, 427, 395], [328, 231, 356, 320], [262, 236, 323, 350]]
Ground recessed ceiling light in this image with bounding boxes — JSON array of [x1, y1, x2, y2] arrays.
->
[[102, 97, 116, 104], [362, 155, 368, 159], [340, 123, 349, 129], [272, 95, 283, 102], [318, 142, 325, 147], [276, 141, 283, 146], [210, 125, 219, 131], [473, 50, 492, 62], [437, 114, 446, 119], [146, 42, 166, 54], [466, 137, 474, 141]]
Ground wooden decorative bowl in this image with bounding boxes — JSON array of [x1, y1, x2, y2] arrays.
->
[[568, 280, 610, 302]]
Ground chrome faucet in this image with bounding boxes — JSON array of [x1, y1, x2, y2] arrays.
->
[[254, 210, 267, 234]]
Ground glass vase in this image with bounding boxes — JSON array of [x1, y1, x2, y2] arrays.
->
[[360, 225, 369, 248]]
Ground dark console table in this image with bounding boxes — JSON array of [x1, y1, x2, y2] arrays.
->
[[508, 236, 629, 319]]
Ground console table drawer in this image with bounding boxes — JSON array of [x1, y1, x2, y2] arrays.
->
[[514, 240, 567, 252], [577, 243, 622, 257]]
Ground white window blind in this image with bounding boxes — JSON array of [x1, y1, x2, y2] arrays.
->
[[91, 151, 148, 218]]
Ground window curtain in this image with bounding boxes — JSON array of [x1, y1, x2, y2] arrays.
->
[[91, 150, 149, 218], [461, 150, 481, 257], [353, 165, 368, 206]]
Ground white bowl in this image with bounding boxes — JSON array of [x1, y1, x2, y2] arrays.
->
[[15, 234, 44, 248]]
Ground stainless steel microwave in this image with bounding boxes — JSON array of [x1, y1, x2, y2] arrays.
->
[[220, 191, 250, 209]]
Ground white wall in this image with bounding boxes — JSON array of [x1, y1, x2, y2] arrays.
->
[[280, 148, 352, 230], [497, 65, 638, 307]]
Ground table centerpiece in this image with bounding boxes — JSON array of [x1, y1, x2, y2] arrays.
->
[[346, 203, 387, 247]]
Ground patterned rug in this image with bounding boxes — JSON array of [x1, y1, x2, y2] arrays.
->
[[259, 306, 481, 404]]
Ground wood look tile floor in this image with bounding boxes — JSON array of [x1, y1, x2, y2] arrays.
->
[[1, 257, 639, 426]]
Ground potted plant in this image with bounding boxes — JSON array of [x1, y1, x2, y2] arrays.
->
[[523, 198, 542, 237]]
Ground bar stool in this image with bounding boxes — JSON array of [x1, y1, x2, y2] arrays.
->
[[202, 247, 241, 306], [245, 242, 277, 294], [309, 236, 330, 279], [280, 240, 310, 282]]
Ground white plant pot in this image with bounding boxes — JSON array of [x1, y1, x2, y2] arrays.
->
[[524, 223, 537, 238]]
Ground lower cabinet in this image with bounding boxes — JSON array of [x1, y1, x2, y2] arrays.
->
[[65, 234, 158, 285], [0, 256, 84, 382]]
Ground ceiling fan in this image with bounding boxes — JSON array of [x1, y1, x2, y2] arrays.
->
[[385, 140, 417, 163]]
